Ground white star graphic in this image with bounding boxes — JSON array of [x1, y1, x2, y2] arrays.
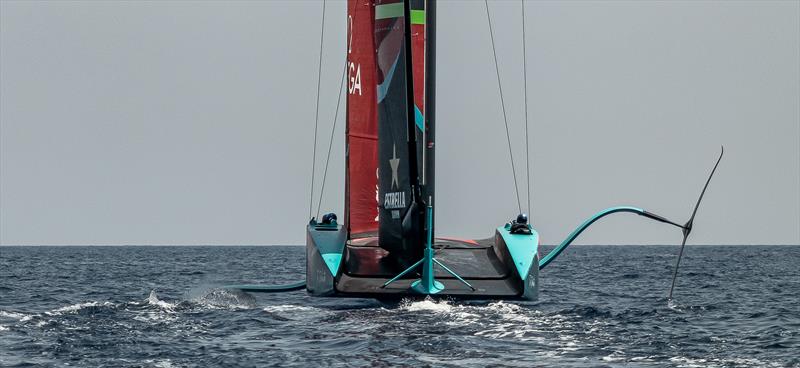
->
[[389, 144, 400, 189]]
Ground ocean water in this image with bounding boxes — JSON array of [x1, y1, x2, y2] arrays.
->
[[0, 245, 798, 367]]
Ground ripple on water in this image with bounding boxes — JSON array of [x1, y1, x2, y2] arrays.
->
[[0, 245, 797, 367]]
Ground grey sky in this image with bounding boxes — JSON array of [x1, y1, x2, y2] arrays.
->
[[1, 0, 798, 246]]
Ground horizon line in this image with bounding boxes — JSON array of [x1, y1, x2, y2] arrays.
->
[[2, 243, 799, 247]]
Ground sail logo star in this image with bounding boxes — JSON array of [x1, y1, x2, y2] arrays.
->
[[389, 144, 400, 189], [384, 144, 405, 211]]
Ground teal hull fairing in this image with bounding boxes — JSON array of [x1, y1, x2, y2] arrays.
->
[[305, 223, 540, 300]]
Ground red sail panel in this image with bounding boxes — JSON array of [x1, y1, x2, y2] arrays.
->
[[411, 6, 425, 123], [346, 0, 379, 236], [410, 2, 426, 186]]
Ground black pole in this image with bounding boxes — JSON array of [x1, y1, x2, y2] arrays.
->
[[401, 0, 427, 253], [423, 0, 436, 236], [402, 0, 421, 198]]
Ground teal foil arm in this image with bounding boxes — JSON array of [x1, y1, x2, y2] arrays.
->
[[539, 206, 646, 269]]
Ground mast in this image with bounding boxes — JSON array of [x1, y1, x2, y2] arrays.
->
[[402, 0, 427, 257], [403, 0, 421, 201], [422, 0, 435, 235]]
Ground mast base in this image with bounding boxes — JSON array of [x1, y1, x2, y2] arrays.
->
[[411, 279, 444, 294]]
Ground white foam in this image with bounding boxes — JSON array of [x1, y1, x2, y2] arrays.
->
[[601, 351, 626, 362], [154, 359, 175, 368], [667, 299, 681, 311], [46, 301, 113, 316], [143, 359, 176, 368], [261, 304, 334, 320], [262, 305, 319, 313], [486, 301, 534, 323], [132, 312, 177, 324], [669, 356, 781, 368], [191, 288, 255, 310], [471, 301, 573, 342], [401, 298, 453, 313], [0, 310, 27, 320], [0, 324, 8, 332], [129, 291, 181, 323], [399, 298, 491, 326], [146, 290, 177, 311]]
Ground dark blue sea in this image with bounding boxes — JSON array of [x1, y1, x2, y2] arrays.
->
[[1, 245, 798, 367]]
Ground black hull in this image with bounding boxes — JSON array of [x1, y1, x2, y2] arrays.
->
[[305, 224, 539, 301]]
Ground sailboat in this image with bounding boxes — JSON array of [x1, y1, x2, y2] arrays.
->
[[231, 0, 722, 301]]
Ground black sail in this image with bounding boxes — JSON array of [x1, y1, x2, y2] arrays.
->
[[374, 0, 426, 261]]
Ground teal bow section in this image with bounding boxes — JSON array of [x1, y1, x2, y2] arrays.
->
[[497, 225, 539, 281]]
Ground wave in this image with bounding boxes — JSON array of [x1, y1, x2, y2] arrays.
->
[[146, 290, 178, 311], [558, 305, 612, 319], [46, 301, 115, 316], [191, 288, 256, 310], [400, 297, 455, 313], [261, 304, 332, 322], [0, 310, 28, 320], [668, 355, 780, 368], [667, 300, 718, 313]]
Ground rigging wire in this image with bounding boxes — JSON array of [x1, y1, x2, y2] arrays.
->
[[316, 59, 349, 219], [485, 0, 522, 214], [308, 0, 327, 220], [522, 0, 532, 215]]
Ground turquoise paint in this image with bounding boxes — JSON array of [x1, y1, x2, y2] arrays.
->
[[414, 105, 424, 130], [497, 226, 539, 281], [411, 205, 444, 294], [539, 206, 644, 269], [321, 253, 343, 277], [410, 247, 444, 294]]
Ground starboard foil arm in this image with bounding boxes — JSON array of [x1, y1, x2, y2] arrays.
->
[[539, 147, 723, 301], [538, 206, 684, 269]]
